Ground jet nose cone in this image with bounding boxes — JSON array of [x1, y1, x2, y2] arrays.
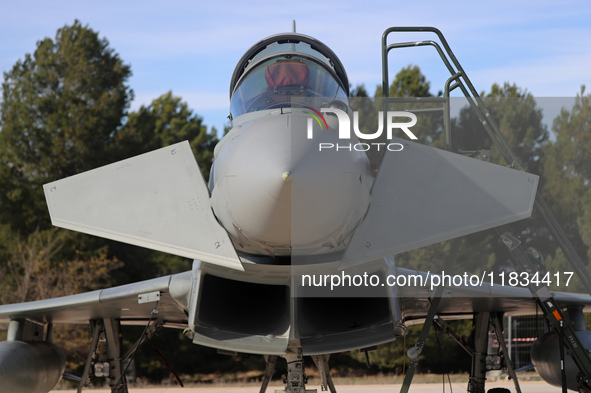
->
[[211, 114, 293, 249], [289, 114, 372, 251], [211, 110, 371, 256]]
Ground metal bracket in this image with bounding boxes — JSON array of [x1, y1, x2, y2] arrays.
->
[[138, 291, 161, 304], [7, 317, 44, 342]]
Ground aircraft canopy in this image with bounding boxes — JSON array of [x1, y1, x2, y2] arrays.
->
[[230, 34, 349, 119]]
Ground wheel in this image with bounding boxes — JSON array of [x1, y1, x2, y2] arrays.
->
[[487, 388, 511, 393]]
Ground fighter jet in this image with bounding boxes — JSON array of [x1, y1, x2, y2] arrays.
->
[[0, 28, 589, 393]]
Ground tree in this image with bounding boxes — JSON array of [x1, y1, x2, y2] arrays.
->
[[101, 92, 220, 283], [382, 65, 444, 145], [371, 78, 567, 295], [0, 228, 122, 374], [0, 20, 133, 234], [0, 22, 220, 284], [375, 65, 432, 98], [450, 83, 548, 173], [539, 87, 591, 288], [0, 21, 223, 380], [0, 229, 120, 304], [115, 91, 218, 179], [351, 66, 443, 169]]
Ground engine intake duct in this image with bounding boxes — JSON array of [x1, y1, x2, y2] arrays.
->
[[296, 296, 396, 355], [197, 274, 290, 336]]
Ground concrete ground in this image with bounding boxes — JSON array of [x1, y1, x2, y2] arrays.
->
[[54, 381, 565, 393]]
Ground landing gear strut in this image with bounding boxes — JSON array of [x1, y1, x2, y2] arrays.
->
[[259, 340, 335, 393], [282, 340, 315, 393]]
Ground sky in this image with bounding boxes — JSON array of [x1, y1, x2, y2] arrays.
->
[[1, 0, 591, 134]]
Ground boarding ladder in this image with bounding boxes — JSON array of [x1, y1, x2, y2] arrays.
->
[[381, 26, 591, 393]]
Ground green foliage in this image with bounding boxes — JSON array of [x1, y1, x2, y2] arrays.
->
[[539, 86, 591, 276], [0, 20, 223, 381], [375, 65, 432, 98], [350, 84, 370, 98], [0, 228, 121, 304], [0, 228, 122, 373], [386, 66, 443, 145], [0, 22, 219, 285], [351, 66, 443, 169], [0, 20, 133, 234], [115, 91, 218, 179], [386, 76, 552, 275], [450, 83, 548, 172], [106, 92, 220, 283], [547, 87, 591, 183]]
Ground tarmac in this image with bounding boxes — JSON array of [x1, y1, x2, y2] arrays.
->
[[54, 381, 565, 393]]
